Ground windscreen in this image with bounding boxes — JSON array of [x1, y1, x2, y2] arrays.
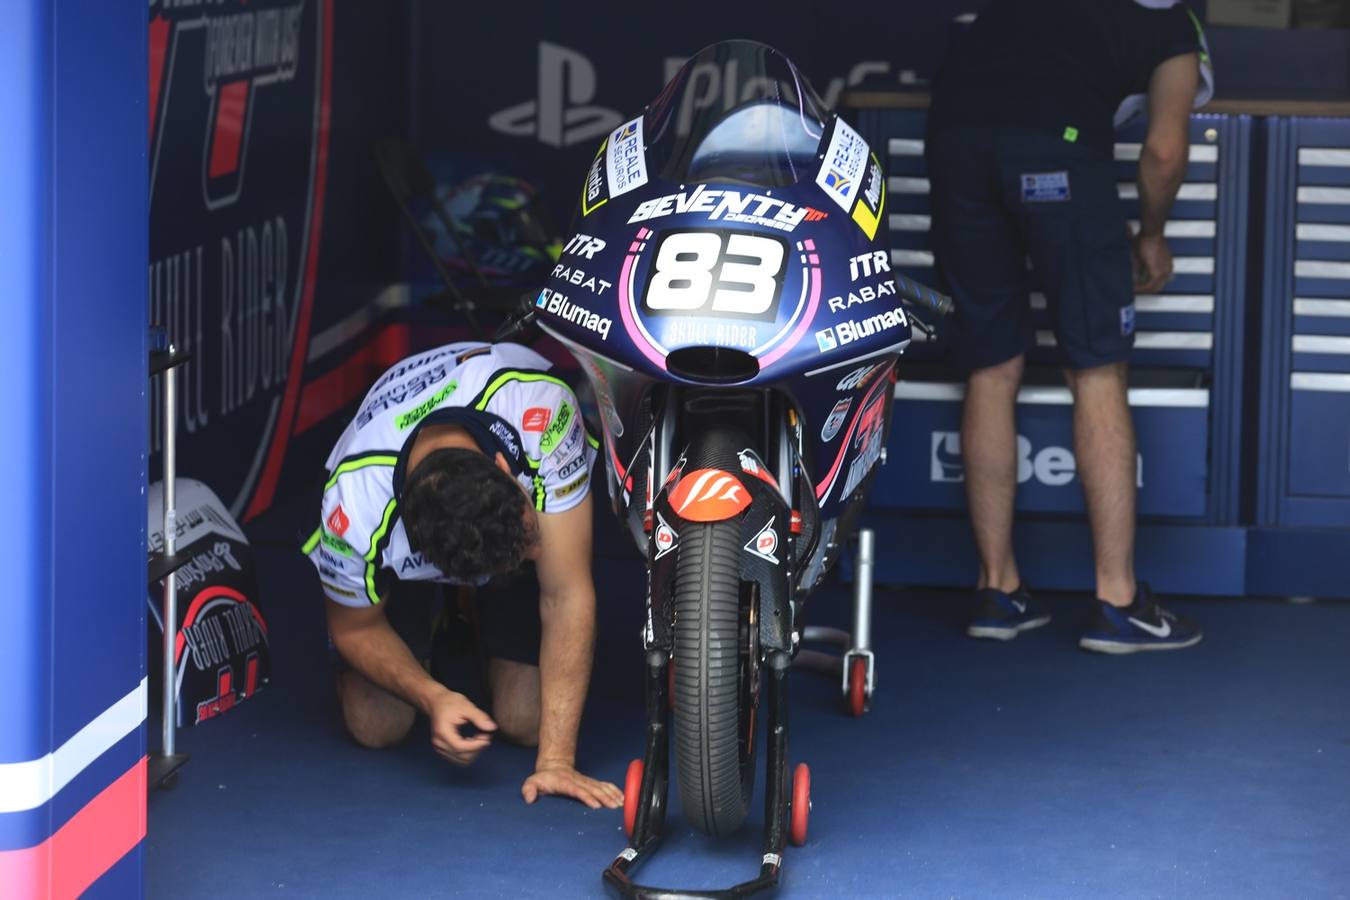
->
[[644, 41, 831, 190]]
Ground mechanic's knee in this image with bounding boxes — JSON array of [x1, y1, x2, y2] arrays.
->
[[337, 671, 415, 749], [493, 702, 540, 748]]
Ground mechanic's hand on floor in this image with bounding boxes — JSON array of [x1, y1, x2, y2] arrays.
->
[[428, 690, 497, 766], [522, 763, 624, 809]]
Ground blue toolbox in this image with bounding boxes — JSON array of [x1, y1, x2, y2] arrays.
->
[[1250, 117, 1350, 597]]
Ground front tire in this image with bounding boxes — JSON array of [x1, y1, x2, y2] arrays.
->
[[672, 519, 755, 836]]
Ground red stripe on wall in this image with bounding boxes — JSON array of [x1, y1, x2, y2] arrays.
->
[[0, 757, 147, 898], [148, 16, 170, 142], [207, 81, 249, 178], [243, 0, 334, 522]]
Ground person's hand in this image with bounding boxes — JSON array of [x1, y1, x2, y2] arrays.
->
[[521, 762, 623, 809], [1131, 232, 1173, 294], [427, 690, 497, 766]]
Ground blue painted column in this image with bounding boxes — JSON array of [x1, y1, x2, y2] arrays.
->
[[0, 1, 148, 896]]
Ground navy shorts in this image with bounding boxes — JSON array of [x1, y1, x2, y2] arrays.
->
[[926, 129, 1136, 371], [337, 566, 542, 670]]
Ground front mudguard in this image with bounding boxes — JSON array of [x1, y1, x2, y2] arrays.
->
[[645, 437, 795, 657]]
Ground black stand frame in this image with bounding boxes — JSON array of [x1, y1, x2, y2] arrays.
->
[[602, 651, 794, 900]]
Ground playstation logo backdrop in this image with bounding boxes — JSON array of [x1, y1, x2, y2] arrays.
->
[[489, 42, 623, 147]]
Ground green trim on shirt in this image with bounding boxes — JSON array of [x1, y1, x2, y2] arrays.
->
[[325, 453, 399, 491], [363, 498, 399, 605], [473, 370, 571, 412]]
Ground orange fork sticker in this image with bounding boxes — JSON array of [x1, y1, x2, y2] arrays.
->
[[667, 468, 751, 522]]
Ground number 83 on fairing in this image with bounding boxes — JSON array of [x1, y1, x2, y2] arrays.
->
[[641, 231, 787, 320]]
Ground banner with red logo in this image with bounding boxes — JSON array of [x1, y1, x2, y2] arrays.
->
[[148, 480, 271, 726], [149, 0, 334, 521]]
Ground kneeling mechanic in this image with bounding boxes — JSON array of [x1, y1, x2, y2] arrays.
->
[[304, 340, 622, 809]]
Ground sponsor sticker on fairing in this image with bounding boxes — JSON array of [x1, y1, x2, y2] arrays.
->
[[606, 116, 648, 197], [536, 288, 612, 339], [562, 232, 606, 260], [851, 153, 885, 240], [653, 514, 678, 560], [668, 469, 750, 522], [836, 361, 885, 391], [815, 118, 869, 213], [827, 307, 908, 347], [827, 279, 895, 313], [736, 448, 780, 489], [745, 518, 779, 564], [628, 185, 823, 233], [838, 393, 888, 499], [848, 250, 890, 282], [821, 398, 851, 442], [550, 263, 612, 295], [582, 142, 608, 215]]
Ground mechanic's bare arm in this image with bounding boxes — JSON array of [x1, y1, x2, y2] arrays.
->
[[1138, 52, 1199, 237], [325, 599, 496, 764], [1134, 52, 1200, 293], [523, 493, 622, 808], [532, 493, 596, 768]]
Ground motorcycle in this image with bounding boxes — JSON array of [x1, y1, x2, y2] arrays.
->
[[519, 40, 952, 898]]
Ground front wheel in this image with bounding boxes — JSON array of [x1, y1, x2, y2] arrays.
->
[[672, 519, 757, 836]]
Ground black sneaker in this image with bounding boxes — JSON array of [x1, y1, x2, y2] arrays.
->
[[1079, 584, 1202, 654], [966, 585, 1051, 640]]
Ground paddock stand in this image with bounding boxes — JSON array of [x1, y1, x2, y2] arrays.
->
[[604, 651, 802, 900], [795, 528, 877, 717]]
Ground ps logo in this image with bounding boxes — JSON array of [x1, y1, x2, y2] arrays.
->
[[489, 43, 622, 147]]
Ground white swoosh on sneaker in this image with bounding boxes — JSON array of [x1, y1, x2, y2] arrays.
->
[[1128, 615, 1171, 638], [1011, 600, 1027, 613]]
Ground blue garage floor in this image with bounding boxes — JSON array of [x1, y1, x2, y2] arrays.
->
[[146, 494, 1350, 899]]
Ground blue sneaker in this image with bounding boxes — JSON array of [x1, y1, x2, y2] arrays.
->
[[966, 585, 1051, 640], [1079, 584, 1202, 654]]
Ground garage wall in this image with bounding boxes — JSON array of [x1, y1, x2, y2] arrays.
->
[[149, 0, 411, 521]]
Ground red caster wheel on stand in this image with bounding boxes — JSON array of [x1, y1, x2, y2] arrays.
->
[[846, 656, 868, 718], [623, 759, 644, 839], [788, 763, 811, 846]]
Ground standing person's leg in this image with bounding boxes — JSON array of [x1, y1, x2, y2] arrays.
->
[[964, 353, 1025, 593], [1065, 362, 1136, 607], [1009, 135, 1200, 651], [928, 127, 1047, 639]]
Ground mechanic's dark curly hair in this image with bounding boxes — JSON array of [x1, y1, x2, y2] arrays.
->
[[401, 448, 531, 581]]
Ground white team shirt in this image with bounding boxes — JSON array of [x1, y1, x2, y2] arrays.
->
[[303, 341, 595, 607]]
